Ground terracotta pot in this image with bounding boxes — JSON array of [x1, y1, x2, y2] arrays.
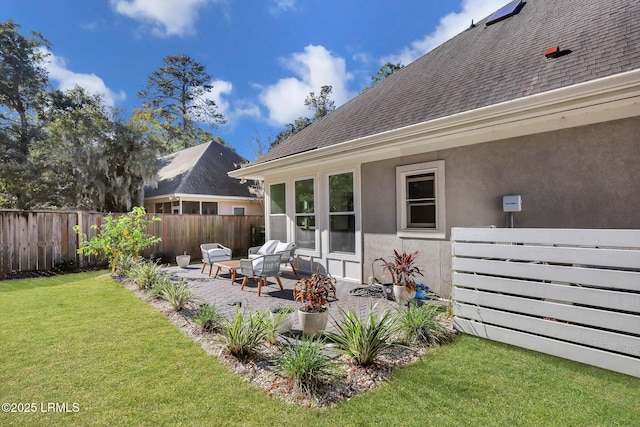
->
[[298, 308, 329, 336], [393, 284, 416, 305], [176, 254, 191, 268]]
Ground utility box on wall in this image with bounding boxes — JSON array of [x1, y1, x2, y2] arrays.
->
[[503, 195, 522, 212]]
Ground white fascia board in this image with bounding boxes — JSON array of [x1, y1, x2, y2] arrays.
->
[[229, 69, 640, 180], [144, 193, 259, 202]]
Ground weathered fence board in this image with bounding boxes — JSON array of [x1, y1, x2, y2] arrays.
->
[[452, 227, 640, 378], [0, 210, 264, 276]]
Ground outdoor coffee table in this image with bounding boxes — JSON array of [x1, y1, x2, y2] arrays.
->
[[212, 260, 241, 284]]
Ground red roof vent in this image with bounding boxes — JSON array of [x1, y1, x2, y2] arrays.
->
[[545, 46, 560, 58]]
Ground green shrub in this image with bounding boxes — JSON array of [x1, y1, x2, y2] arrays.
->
[[128, 259, 162, 290], [278, 336, 338, 396], [73, 206, 161, 272], [159, 279, 195, 311], [263, 307, 295, 344], [195, 303, 224, 333], [113, 254, 139, 277], [150, 250, 175, 265], [223, 308, 267, 360], [395, 302, 455, 346], [54, 255, 77, 272], [150, 277, 172, 299], [325, 305, 399, 366]]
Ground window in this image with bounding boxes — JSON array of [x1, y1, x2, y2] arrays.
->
[[329, 172, 355, 253], [233, 207, 245, 216], [269, 183, 287, 241], [396, 160, 445, 238], [295, 178, 315, 250], [202, 202, 218, 215]]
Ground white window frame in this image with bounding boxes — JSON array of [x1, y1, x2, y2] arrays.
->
[[396, 160, 446, 239], [294, 176, 318, 252], [267, 181, 288, 242], [327, 170, 356, 255], [232, 206, 245, 216]]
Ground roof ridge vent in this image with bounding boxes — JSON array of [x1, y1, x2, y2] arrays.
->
[[486, 0, 524, 26]]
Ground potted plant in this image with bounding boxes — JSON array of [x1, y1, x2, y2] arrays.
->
[[293, 267, 337, 336], [382, 250, 423, 305], [176, 251, 191, 268]]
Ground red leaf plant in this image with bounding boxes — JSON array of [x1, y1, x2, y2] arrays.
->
[[381, 250, 423, 291]]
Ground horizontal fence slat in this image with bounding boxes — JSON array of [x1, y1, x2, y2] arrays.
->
[[452, 227, 640, 248], [453, 272, 640, 313], [453, 227, 640, 377], [453, 288, 640, 335], [453, 242, 640, 270], [453, 318, 640, 378], [454, 303, 640, 357], [453, 257, 640, 291]]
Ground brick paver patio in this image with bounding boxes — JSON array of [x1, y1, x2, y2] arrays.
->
[[163, 263, 400, 333]]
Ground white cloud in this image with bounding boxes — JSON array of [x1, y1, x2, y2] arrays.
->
[[200, 79, 261, 131], [43, 50, 126, 108], [270, 0, 296, 13], [259, 45, 353, 125], [385, 0, 509, 65], [110, 0, 221, 37]]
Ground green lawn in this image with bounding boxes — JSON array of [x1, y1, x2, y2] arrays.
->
[[1, 272, 638, 426]]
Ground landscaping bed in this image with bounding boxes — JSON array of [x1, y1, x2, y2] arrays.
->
[[120, 275, 452, 407]]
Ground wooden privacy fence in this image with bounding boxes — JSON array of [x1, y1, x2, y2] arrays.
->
[[0, 210, 264, 276], [452, 227, 640, 378]]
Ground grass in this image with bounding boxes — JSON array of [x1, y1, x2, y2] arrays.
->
[[0, 272, 638, 426]]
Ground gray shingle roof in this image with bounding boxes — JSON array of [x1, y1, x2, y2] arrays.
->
[[144, 141, 254, 198], [253, 0, 640, 165]]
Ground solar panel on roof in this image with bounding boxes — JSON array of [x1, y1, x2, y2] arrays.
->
[[486, 0, 523, 26]]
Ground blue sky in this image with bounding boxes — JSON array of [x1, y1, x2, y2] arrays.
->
[[4, 0, 509, 160]]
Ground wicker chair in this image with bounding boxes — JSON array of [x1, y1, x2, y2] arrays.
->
[[248, 241, 297, 275], [200, 243, 232, 276], [239, 254, 284, 296]]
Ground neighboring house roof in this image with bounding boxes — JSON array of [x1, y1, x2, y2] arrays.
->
[[249, 0, 640, 167], [145, 141, 255, 198]]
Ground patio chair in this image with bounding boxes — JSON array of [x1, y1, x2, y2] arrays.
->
[[248, 240, 298, 275], [239, 254, 284, 296], [200, 243, 232, 276]]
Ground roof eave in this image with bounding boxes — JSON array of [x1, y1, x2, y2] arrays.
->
[[229, 68, 640, 180]]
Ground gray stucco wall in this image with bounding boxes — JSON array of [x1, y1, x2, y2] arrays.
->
[[361, 116, 640, 296]]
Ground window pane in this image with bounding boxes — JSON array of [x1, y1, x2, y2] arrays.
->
[[295, 179, 314, 213], [270, 216, 287, 242], [183, 201, 200, 214], [295, 215, 315, 249], [407, 173, 434, 200], [329, 172, 353, 212], [202, 202, 218, 215], [330, 214, 355, 253], [270, 183, 286, 214], [407, 202, 436, 227], [233, 207, 245, 216]]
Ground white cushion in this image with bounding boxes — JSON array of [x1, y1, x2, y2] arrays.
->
[[252, 257, 264, 274], [274, 241, 293, 253], [208, 248, 227, 257], [207, 248, 231, 262], [258, 240, 279, 255]]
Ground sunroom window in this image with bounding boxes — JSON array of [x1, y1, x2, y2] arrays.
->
[[269, 183, 287, 242], [329, 172, 355, 253], [295, 178, 315, 250]]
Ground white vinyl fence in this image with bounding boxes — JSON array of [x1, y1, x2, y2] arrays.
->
[[451, 228, 640, 378]]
